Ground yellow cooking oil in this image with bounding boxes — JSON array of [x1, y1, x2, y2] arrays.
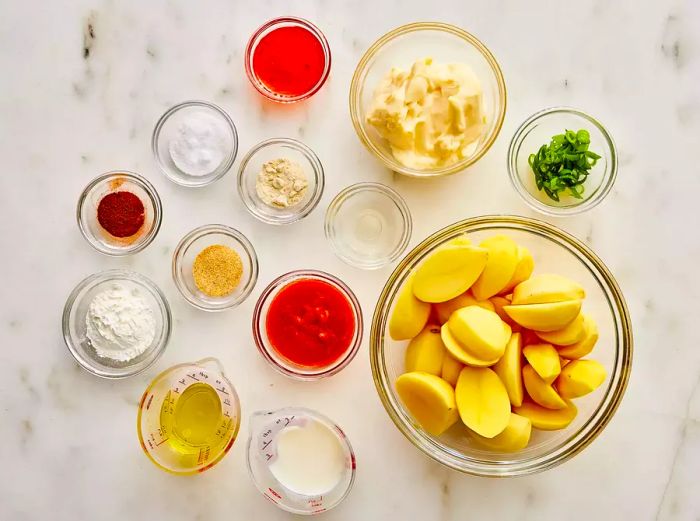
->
[[159, 382, 230, 459]]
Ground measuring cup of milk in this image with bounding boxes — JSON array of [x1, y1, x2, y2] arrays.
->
[[246, 407, 356, 514]]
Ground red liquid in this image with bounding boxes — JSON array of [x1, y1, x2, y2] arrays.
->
[[252, 25, 327, 97], [265, 279, 356, 368]]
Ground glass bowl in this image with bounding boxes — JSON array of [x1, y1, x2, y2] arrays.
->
[[324, 182, 412, 269], [152, 100, 238, 187], [252, 270, 363, 380], [237, 138, 324, 225], [349, 22, 506, 177], [77, 171, 162, 256], [245, 17, 331, 103], [508, 107, 618, 216], [172, 224, 259, 311], [370, 215, 633, 476], [62, 269, 172, 378]]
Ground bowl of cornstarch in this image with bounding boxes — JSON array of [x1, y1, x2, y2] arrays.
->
[[62, 270, 172, 378]]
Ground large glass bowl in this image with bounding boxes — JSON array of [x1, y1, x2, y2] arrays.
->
[[350, 22, 506, 178], [370, 216, 632, 476]]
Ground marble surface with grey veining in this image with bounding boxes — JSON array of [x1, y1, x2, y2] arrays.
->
[[1, 0, 699, 519]]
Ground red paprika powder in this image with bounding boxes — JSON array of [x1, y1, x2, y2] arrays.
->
[[97, 191, 145, 238]]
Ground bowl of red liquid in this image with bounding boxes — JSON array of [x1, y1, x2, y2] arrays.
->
[[245, 17, 331, 103], [252, 270, 363, 380]]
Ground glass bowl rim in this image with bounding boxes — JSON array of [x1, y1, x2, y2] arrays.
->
[[171, 224, 259, 312], [507, 106, 618, 216], [324, 181, 413, 269], [76, 170, 163, 256], [252, 269, 364, 381], [151, 100, 239, 188], [244, 16, 332, 103], [62, 268, 172, 379], [236, 137, 325, 225], [369, 215, 633, 476], [349, 21, 507, 178]]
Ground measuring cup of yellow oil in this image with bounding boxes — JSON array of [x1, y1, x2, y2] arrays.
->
[[137, 357, 241, 475], [246, 407, 356, 515]]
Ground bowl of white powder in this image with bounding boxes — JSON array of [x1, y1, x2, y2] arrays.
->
[[62, 270, 172, 378]]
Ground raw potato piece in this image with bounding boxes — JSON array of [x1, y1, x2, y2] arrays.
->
[[434, 292, 494, 324], [441, 324, 501, 367], [513, 399, 578, 430], [501, 246, 535, 294], [472, 413, 532, 452], [556, 360, 607, 399], [522, 343, 561, 384], [493, 332, 524, 407], [447, 306, 509, 362], [413, 245, 488, 303], [511, 274, 585, 305], [490, 295, 520, 330], [405, 325, 445, 375], [389, 274, 431, 340], [522, 365, 567, 410], [455, 366, 511, 438], [441, 352, 464, 386], [504, 300, 582, 331], [557, 315, 599, 359], [396, 372, 459, 436], [471, 235, 520, 300], [535, 313, 586, 346]]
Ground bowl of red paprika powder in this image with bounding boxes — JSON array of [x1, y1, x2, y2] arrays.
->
[[77, 171, 163, 256]]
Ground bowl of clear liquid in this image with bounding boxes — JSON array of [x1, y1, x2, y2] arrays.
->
[[324, 182, 412, 269]]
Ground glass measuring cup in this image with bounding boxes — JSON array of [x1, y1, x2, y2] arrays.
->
[[137, 358, 241, 475], [246, 407, 356, 515]]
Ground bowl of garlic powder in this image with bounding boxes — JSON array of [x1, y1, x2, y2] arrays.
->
[[237, 138, 325, 224], [62, 270, 172, 378]]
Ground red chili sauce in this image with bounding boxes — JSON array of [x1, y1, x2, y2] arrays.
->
[[265, 279, 356, 368], [252, 25, 326, 98]]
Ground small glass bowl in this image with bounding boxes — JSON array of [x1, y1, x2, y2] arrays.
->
[[350, 22, 506, 177], [152, 100, 238, 187], [252, 270, 363, 380], [62, 270, 172, 378], [172, 224, 259, 311], [77, 171, 162, 256], [245, 17, 331, 103], [325, 182, 412, 270], [237, 138, 325, 224], [508, 107, 618, 216]]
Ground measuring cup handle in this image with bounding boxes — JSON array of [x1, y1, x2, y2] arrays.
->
[[196, 357, 226, 375]]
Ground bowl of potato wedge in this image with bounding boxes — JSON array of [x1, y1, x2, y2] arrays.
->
[[370, 215, 632, 476]]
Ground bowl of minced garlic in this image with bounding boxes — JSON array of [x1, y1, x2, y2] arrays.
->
[[172, 224, 259, 311]]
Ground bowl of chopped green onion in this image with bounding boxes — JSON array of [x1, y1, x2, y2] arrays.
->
[[507, 107, 617, 215]]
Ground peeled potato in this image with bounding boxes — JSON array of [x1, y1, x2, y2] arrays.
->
[[405, 325, 445, 375], [472, 413, 532, 452], [511, 274, 585, 305], [455, 366, 511, 438], [489, 295, 520, 329], [556, 359, 607, 399], [504, 300, 582, 332], [434, 292, 494, 324], [501, 246, 535, 294], [413, 244, 488, 303], [513, 399, 578, 430], [447, 306, 509, 362], [389, 274, 431, 340], [493, 332, 524, 407], [396, 372, 459, 436], [441, 324, 501, 367], [522, 365, 567, 410], [471, 235, 520, 300], [522, 343, 561, 384], [536, 313, 587, 346], [556, 315, 599, 359], [441, 352, 464, 387]]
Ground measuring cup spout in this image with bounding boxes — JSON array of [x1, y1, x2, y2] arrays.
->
[[195, 357, 226, 375]]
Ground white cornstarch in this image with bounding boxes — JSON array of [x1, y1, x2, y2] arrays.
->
[[85, 284, 157, 362], [255, 158, 309, 208]]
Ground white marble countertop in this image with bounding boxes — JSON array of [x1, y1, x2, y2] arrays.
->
[[1, 0, 699, 519]]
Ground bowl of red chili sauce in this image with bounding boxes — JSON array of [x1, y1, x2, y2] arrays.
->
[[253, 270, 363, 380], [77, 171, 162, 256], [245, 17, 331, 103]]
